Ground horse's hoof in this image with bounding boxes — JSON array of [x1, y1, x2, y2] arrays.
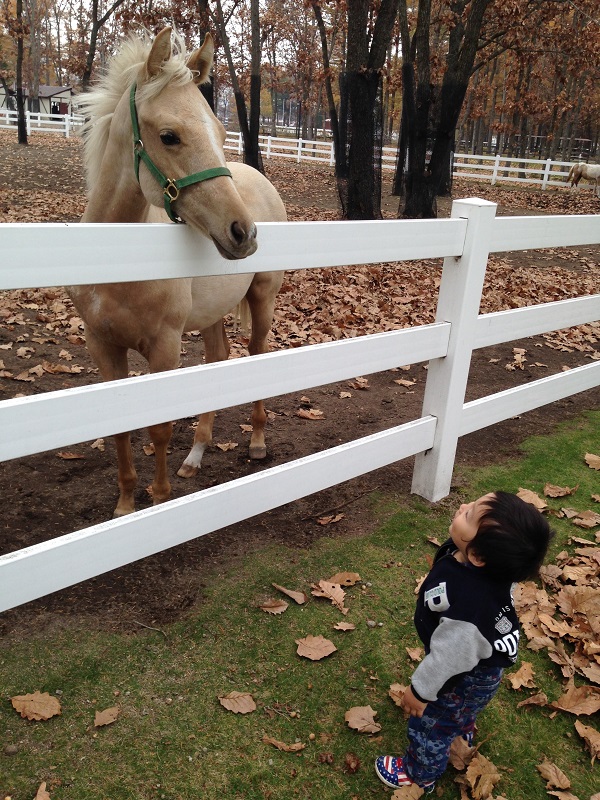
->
[[113, 506, 134, 518], [249, 445, 267, 460], [177, 463, 199, 479]]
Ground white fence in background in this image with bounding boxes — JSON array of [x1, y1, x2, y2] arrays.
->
[[0, 110, 588, 190], [224, 131, 586, 190], [0, 108, 85, 138], [1, 199, 599, 613]]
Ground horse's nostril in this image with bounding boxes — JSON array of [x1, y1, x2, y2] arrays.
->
[[231, 221, 246, 244], [231, 221, 257, 246]]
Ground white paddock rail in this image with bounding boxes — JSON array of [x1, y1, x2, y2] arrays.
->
[[0, 198, 599, 612]]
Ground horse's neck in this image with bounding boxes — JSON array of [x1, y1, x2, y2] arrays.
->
[[83, 134, 150, 223]]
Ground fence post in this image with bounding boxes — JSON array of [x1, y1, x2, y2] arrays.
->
[[26, 110, 31, 135], [238, 132, 243, 155], [491, 154, 500, 185], [330, 140, 335, 166], [266, 135, 272, 160], [411, 198, 498, 502], [297, 138, 303, 163], [542, 158, 551, 190], [64, 115, 70, 139]]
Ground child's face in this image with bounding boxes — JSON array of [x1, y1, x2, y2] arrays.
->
[[449, 493, 495, 565]]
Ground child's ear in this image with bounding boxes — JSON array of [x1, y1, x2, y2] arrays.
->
[[467, 549, 486, 568]]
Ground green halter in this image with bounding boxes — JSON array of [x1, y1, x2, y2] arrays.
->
[[130, 82, 232, 223]]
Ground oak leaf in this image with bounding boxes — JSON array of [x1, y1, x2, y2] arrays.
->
[[507, 662, 536, 690], [218, 691, 256, 714], [260, 598, 289, 615], [94, 706, 120, 727], [464, 752, 501, 799], [296, 634, 337, 660], [272, 583, 309, 604], [11, 691, 61, 721], [344, 705, 381, 734]]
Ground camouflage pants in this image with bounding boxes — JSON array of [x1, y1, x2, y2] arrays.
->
[[404, 665, 504, 786]]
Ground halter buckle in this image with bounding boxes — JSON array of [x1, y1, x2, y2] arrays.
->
[[164, 180, 180, 201]]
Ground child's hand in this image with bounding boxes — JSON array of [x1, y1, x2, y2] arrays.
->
[[402, 686, 428, 717]]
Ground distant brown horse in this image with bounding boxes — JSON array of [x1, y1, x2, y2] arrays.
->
[[71, 28, 286, 516], [567, 162, 600, 197]]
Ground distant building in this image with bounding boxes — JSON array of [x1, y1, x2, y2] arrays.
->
[[0, 85, 74, 115]]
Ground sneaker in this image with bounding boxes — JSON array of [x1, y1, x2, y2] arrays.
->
[[374, 755, 435, 793]]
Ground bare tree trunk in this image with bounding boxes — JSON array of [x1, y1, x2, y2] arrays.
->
[[81, 0, 127, 90], [16, 0, 28, 145]]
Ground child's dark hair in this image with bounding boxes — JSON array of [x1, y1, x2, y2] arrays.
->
[[467, 491, 554, 582]]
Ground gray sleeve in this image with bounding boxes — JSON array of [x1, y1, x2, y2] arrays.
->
[[411, 617, 493, 702]]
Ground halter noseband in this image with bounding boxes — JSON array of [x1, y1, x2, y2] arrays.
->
[[130, 82, 232, 223]]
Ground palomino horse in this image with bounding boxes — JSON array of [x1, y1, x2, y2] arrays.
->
[[72, 27, 286, 517], [567, 162, 600, 197]]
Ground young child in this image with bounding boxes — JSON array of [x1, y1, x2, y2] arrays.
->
[[375, 491, 553, 793]]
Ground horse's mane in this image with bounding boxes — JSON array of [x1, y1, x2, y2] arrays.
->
[[79, 30, 194, 191]]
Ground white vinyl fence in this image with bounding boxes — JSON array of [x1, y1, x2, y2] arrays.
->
[[0, 113, 587, 189], [0, 108, 85, 137], [1, 198, 599, 613], [224, 131, 584, 190]]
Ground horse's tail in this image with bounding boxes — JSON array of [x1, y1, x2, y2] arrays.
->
[[233, 298, 251, 336], [567, 164, 576, 186]]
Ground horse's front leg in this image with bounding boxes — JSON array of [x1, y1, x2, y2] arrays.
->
[[178, 321, 229, 479], [246, 271, 283, 460]]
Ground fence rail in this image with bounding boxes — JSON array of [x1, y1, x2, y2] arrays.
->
[[0, 112, 590, 190], [0, 200, 599, 612]]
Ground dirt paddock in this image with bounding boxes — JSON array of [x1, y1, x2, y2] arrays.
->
[[0, 130, 598, 634]]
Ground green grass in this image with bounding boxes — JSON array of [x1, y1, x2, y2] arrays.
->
[[1, 411, 598, 799]]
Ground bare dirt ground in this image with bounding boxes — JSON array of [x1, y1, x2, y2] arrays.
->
[[0, 130, 598, 634]]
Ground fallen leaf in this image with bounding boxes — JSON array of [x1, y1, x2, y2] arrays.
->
[[259, 598, 289, 615], [311, 580, 348, 614], [142, 443, 155, 456], [333, 621, 356, 631], [406, 646, 424, 662], [584, 453, 600, 470], [57, 451, 84, 460], [272, 583, 309, 604], [90, 438, 105, 451], [262, 735, 305, 752], [574, 720, 600, 764], [388, 683, 408, 707], [572, 510, 600, 529], [296, 408, 324, 420], [296, 634, 337, 661], [215, 441, 239, 451], [449, 734, 476, 770], [390, 786, 424, 799], [549, 683, 600, 715], [94, 706, 120, 727], [317, 513, 344, 525], [507, 662, 536, 690], [344, 752, 361, 773], [544, 483, 578, 498], [517, 691, 548, 709], [328, 571, 361, 586], [517, 488, 547, 511], [218, 691, 256, 714], [464, 752, 501, 799], [34, 783, 51, 800], [537, 757, 571, 789], [344, 705, 381, 734], [11, 691, 61, 721], [348, 377, 369, 390]]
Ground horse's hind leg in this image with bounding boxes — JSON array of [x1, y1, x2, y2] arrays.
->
[[177, 320, 230, 479], [245, 271, 283, 460]]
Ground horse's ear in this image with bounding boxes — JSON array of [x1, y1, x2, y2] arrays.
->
[[187, 33, 214, 85], [145, 27, 173, 79]]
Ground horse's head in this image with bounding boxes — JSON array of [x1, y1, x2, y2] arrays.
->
[[130, 28, 257, 259]]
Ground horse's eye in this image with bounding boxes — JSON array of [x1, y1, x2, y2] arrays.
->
[[160, 131, 180, 146]]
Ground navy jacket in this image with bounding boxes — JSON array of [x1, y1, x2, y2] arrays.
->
[[411, 539, 519, 702]]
